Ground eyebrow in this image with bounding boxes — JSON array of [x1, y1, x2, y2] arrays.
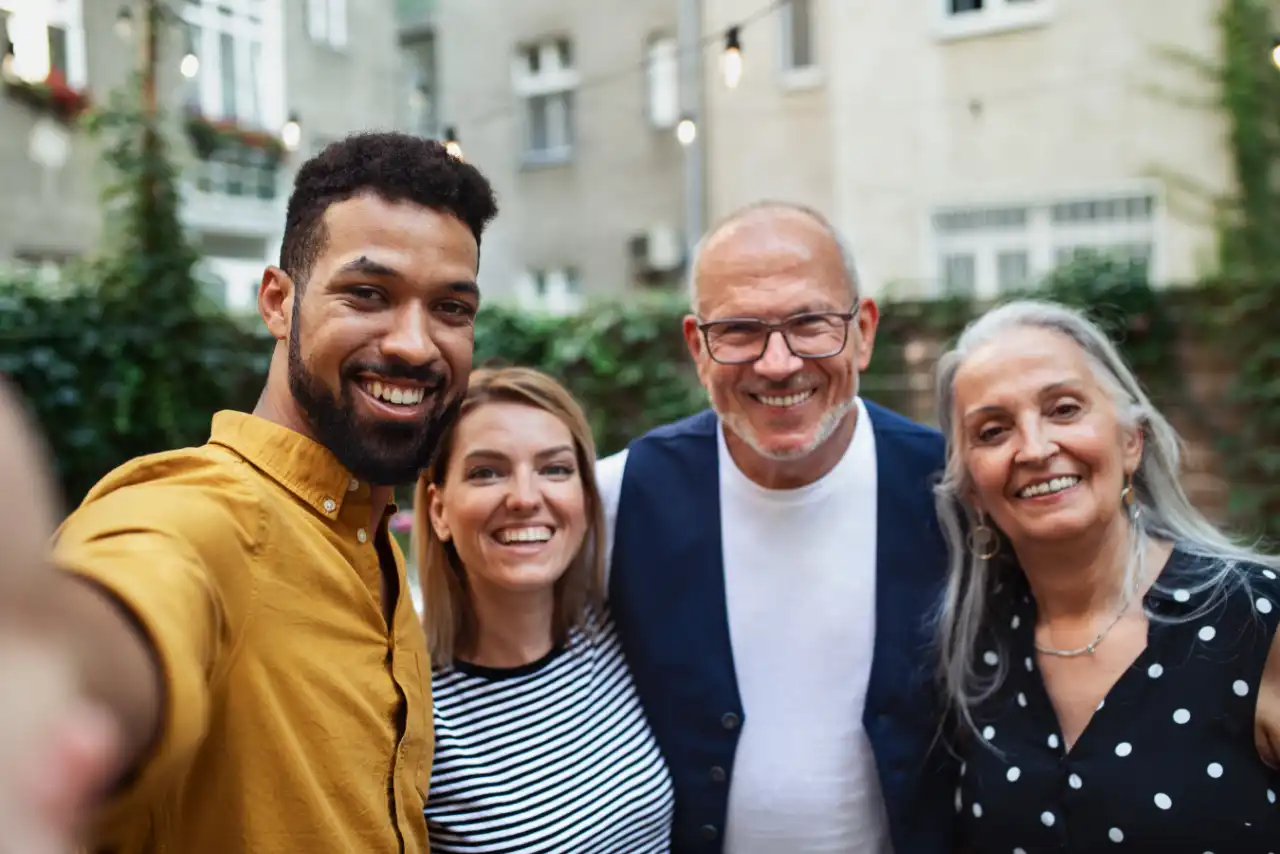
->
[[463, 444, 576, 461], [962, 381, 1085, 421], [334, 256, 480, 300]]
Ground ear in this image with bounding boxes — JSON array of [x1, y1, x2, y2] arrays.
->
[[682, 313, 703, 364], [426, 483, 451, 542], [259, 266, 295, 342], [1120, 419, 1145, 478], [852, 297, 880, 372]]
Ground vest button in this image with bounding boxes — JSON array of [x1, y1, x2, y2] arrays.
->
[[700, 824, 719, 841], [720, 712, 740, 730], [709, 765, 726, 783]]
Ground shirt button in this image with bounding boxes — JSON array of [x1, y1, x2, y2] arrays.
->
[[348, 478, 360, 492], [699, 824, 718, 841], [720, 712, 740, 730], [322, 498, 337, 514], [357, 528, 368, 544], [709, 765, 726, 783]]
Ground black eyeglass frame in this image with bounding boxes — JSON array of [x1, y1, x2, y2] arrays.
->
[[695, 304, 861, 366]]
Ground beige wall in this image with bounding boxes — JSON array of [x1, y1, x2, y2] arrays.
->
[[827, 0, 1228, 296], [437, 0, 685, 303], [702, 0, 834, 226]]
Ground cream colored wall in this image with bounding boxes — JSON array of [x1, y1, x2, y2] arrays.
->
[[702, 0, 835, 227], [826, 0, 1229, 296]]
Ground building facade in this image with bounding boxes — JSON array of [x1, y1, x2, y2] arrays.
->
[[435, 0, 688, 312], [704, 0, 1228, 298], [0, 0, 402, 309]]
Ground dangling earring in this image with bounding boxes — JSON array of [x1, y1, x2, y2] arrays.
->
[[967, 512, 1000, 560], [1120, 476, 1141, 524]]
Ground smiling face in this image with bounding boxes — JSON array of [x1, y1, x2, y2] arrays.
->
[[682, 208, 878, 477], [952, 326, 1144, 551], [428, 401, 588, 604], [268, 192, 480, 484]]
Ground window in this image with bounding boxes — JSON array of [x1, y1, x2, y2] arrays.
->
[[646, 34, 678, 130], [306, 0, 347, 49], [182, 0, 270, 128], [931, 192, 1158, 297], [781, 0, 816, 71], [513, 38, 579, 165], [938, 0, 1050, 39], [0, 0, 86, 89], [520, 267, 584, 316], [401, 30, 438, 138]]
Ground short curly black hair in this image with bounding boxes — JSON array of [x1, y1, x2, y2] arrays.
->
[[279, 131, 499, 287]]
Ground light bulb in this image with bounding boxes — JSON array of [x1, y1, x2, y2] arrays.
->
[[180, 53, 199, 79], [722, 27, 743, 89], [443, 126, 463, 160], [676, 118, 697, 146], [281, 113, 302, 151], [1271, 41, 1280, 70]]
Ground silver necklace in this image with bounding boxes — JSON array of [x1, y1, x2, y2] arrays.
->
[[1034, 600, 1130, 658]]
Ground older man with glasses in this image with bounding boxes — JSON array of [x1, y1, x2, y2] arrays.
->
[[596, 201, 956, 854]]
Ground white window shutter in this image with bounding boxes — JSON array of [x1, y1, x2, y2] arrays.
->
[[328, 0, 347, 48], [306, 0, 327, 43]]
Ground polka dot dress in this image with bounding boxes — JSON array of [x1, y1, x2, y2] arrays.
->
[[956, 549, 1280, 852]]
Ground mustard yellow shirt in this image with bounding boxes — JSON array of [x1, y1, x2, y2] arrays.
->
[[54, 411, 432, 854]]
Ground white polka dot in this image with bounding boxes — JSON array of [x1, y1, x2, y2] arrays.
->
[[1173, 708, 1191, 724], [1069, 773, 1082, 789], [1234, 679, 1250, 697], [1041, 810, 1055, 827], [1109, 827, 1124, 842], [983, 725, 995, 740], [1014, 850, 1027, 854], [972, 802, 983, 817], [1017, 692, 1028, 707], [1048, 733, 1060, 749], [1011, 614, 1021, 629], [1258, 597, 1273, 614], [1199, 625, 1217, 642], [1268, 789, 1276, 804], [1155, 792, 1172, 810], [1264, 569, 1277, 580], [1208, 762, 1223, 778], [1097, 698, 1106, 711], [1025, 656, 1034, 672], [1148, 663, 1164, 678], [983, 650, 999, 666], [1007, 766, 1021, 782], [1173, 588, 1191, 602], [1115, 741, 1133, 757], [954, 788, 962, 812], [960, 762, 967, 776]]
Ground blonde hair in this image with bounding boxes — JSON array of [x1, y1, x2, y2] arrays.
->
[[414, 366, 606, 668]]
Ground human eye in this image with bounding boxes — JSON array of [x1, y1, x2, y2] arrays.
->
[[434, 299, 478, 324], [465, 465, 500, 482], [975, 423, 1006, 444], [347, 285, 386, 304], [543, 461, 577, 478], [1050, 399, 1083, 419]]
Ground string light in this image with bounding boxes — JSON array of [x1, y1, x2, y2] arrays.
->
[[444, 126, 464, 160], [1271, 37, 1280, 70], [1, 40, 14, 81], [676, 117, 697, 146], [722, 26, 743, 89], [180, 51, 199, 78], [281, 112, 302, 151]]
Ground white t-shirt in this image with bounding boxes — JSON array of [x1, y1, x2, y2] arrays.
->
[[596, 398, 892, 854]]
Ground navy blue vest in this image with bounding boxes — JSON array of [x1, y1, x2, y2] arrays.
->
[[609, 403, 957, 853]]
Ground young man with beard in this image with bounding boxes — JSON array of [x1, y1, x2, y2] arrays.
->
[[598, 202, 956, 854], [0, 131, 497, 854]]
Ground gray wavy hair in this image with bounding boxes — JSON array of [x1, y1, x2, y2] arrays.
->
[[932, 299, 1277, 733]]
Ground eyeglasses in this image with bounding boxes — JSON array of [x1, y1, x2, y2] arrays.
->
[[696, 306, 860, 365]]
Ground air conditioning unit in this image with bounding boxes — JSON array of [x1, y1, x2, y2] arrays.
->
[[628, 224, 684, 272]]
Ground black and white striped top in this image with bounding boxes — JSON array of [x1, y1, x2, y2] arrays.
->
[[424, 607, 675, 854]]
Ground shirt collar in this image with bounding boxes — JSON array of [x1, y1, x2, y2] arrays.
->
[[208, 410, 370, 521]]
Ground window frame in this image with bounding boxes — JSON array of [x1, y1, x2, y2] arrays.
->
[[512, 37, 580, 166], [935, 0, 1052, 41], [0, 0, 87, 89]]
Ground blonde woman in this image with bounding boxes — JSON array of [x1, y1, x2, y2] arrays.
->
[[415, 367, 674, 854], [933, 300, 1280, 853]]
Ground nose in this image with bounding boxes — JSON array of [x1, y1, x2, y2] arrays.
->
[[381, 303, 442, 366], [1013, 417, 1058, 465], [504, 468, 541, 513], [752, 330, 804, 382]]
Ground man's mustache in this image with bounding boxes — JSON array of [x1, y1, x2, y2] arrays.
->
[[344, 361, 447, 388]]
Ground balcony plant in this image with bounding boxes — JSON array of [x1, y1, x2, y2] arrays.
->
[[182, 110, 286, 165], [2, 66, 92, 124]]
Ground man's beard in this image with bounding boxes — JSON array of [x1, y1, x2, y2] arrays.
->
[[288, 310, 463, 485]]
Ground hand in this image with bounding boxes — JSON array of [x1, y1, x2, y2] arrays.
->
[[0, 379, 118, 854]]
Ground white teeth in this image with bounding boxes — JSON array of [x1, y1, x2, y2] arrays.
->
[[496, 526, 553, 544], [365, 381, 425, 406], [1018, 476, 1081, 498], [756, 390, 815, 408]]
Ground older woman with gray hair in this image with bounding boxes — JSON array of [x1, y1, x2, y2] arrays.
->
[[932, 300, 1280, 852]]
